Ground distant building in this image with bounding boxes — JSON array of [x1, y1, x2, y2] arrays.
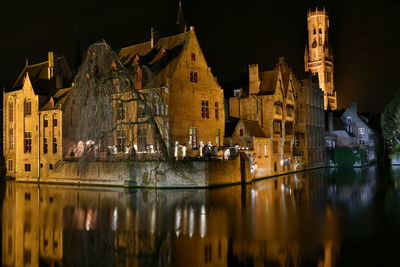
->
[[304, 7, 337, 110], [325, 103, 377, 164]]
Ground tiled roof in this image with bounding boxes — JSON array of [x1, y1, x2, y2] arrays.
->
[[117, 31, 191, 88]]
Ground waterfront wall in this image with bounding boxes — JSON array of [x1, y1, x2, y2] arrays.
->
[[15, 153, 251, 188]]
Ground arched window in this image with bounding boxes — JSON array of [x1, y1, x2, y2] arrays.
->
[[8, 101, 13, 122], [24, 99, 32, 117]]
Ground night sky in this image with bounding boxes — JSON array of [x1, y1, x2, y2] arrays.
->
[[1, 0, 399, 113]]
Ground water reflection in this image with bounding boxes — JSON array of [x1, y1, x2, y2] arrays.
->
[[2, 166, 396, 267]]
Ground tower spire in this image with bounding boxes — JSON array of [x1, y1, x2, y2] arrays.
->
[[176, 0, 187, 33]]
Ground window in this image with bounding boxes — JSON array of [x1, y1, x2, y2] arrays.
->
[[116, 101, 125, 120], [24, 249, 31, 264], [189, 128, 198, 148], [24, 99, 32, 117], [215, 102, 219, 119], [191, 53, 196, 61], [190, 71, 198, 83], [117, 129, 126, 152], [319, 28, 322, 34], [346, 126, 352, 133], [8, 102, 13, 122], [274, 104, 282, 115], [44, 138, 48, 154], [273, 120, 282, 135], [201, 100, 209, 118], [313, 28, 316, 35], [285, 122, 293, 136], [24, 132, 32, 153], [286, 106, 294, 117], [358, 139, 365, 145], [319, 37, 322, 46], [24, 164, 31, 172], [7, 160, 13, 172], [273, 141, 278, 153], [239, 129, 244, 136], [257, 145, 261, 158], [44, 116, 48, 128], [138, 103, 145, 118], [264, 145, 267, 156], [346, 116, 352, 123], [137, 126, 147, 151], [53, 138, 58, 153], [53, 114, 58, 127], [358, 128, 365, 134], [8, 128, 14, 149], [49, 164, 53, 170]]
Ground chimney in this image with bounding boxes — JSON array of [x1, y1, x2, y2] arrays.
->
[[48, 51, 56, 79], [350, 102, 357, 114], [248, 64, 260, 95]]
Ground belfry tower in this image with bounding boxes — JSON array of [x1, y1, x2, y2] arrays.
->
[[304, 7, 337, 110]]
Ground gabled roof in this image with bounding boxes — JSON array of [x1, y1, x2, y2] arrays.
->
[[258, 70, 279, 95], [12, 61, 49, 90], [117, 31, 191, 87]]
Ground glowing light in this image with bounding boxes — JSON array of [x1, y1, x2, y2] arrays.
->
[[200, 205, 206, 238], [189, 206, 194, 237], [111, 207, 118, 231], [175, 208, 182, 237]]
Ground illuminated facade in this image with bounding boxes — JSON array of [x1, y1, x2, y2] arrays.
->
[[228, 58, 298, 175], [304, 7, 337, 110]]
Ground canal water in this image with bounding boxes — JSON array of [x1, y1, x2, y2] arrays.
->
[[1, 166, 400, 266]]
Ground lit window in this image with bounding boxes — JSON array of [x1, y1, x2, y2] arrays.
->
[[137, 126, 147, 151], [189, 128, 198, 148], [24, 132, 32, 153], [117, 129, 126, 152], [215, 102, 219, 119], [24, 99, 32, 117], [346, 116, 352, 123], [273, 120, 282, 135], [116, 101, 125, 120], [264, 145, 267, 156], [190, 71, 198, 83], [358, 128, 365, 134], [201, 100, 209, 118]]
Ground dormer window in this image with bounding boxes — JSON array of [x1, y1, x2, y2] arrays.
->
[[191, 53, 196, 61], [346, 116, 352, 123]]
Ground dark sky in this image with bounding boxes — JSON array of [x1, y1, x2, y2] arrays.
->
[[1, 0, 399, 113]]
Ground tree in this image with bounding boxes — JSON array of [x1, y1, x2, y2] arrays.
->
[[381, 90, 400, 146]]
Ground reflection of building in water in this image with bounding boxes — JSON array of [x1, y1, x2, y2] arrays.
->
[[3, 169, 342, 266]]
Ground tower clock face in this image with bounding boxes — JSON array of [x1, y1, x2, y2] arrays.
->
[[312, 40, 317, 48]]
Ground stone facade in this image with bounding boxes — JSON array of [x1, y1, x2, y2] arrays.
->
[[296, 74, 325, 168], [3, 52, 71, 179], [228, 58, 299, 176], [304, 8, 337, 110], [3, 29, 226, 183]]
